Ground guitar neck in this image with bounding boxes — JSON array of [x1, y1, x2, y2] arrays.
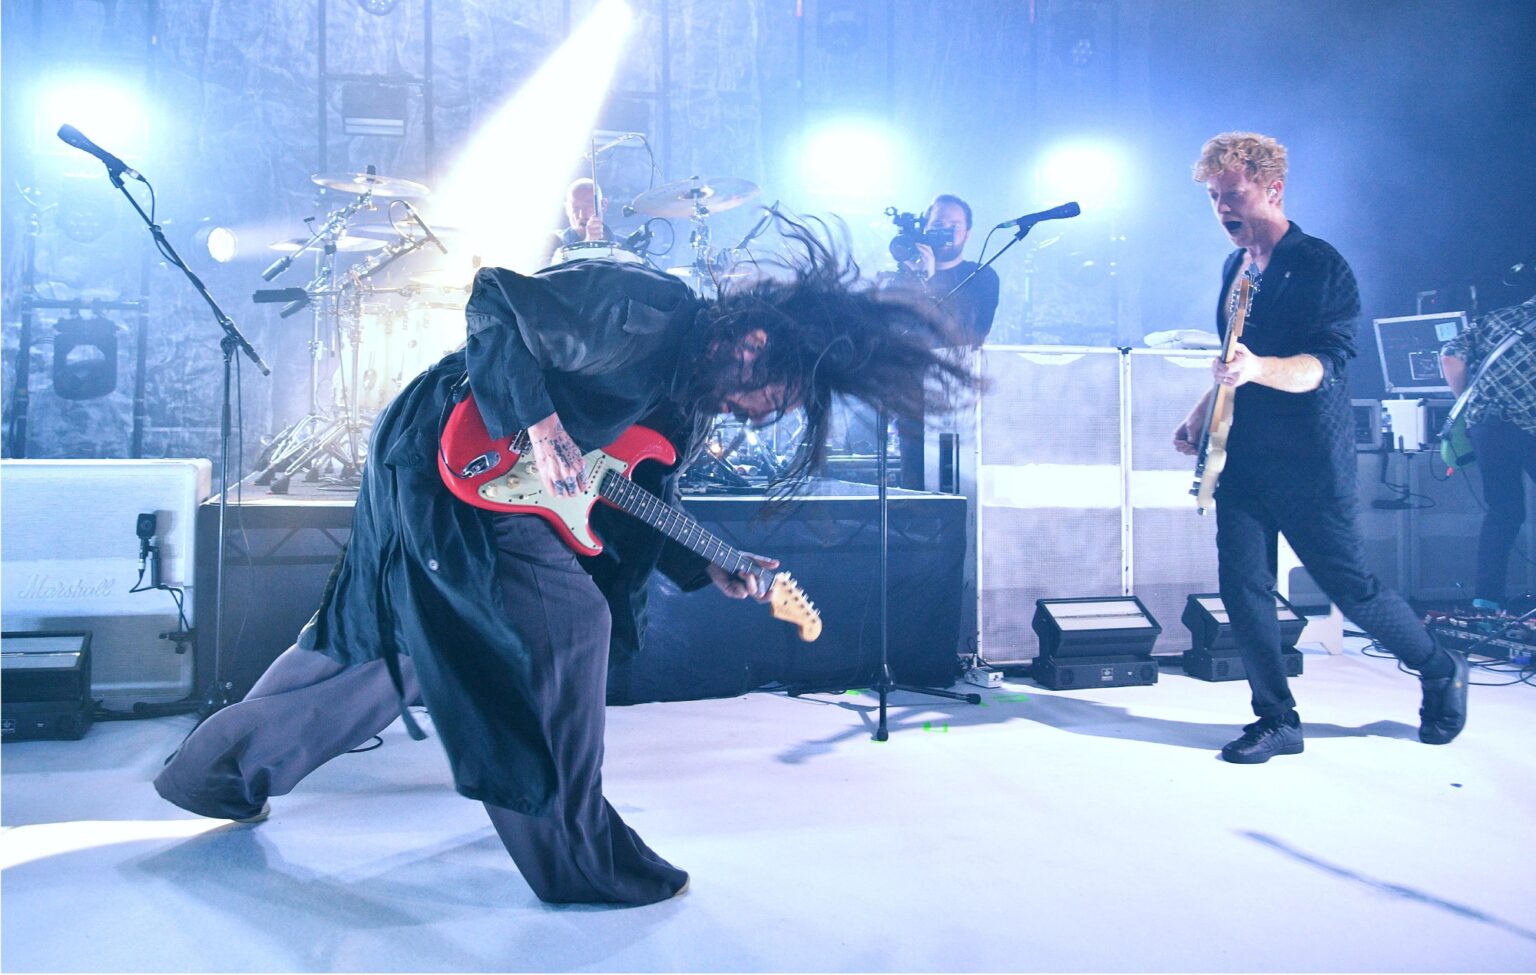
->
[[598, 471, 757, 577]]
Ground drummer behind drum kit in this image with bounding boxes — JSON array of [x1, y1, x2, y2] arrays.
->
[[248, 160, 784, 492]]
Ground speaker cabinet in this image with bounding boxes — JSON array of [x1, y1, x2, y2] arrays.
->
[[1127, 351, 1223, 654], [1, 460, 208, 708], [973, 347, 1124, 663]]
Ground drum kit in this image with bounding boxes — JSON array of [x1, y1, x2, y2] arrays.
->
[[250, 168, 466, 491], [248, 159, 782, 492]]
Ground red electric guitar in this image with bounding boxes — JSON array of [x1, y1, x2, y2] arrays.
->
[[437, 392, 822, 642]]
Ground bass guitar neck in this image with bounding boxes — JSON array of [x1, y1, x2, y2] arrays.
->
[[1190, 265, 1259, 514]]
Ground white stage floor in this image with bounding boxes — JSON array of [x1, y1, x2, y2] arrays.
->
[[3, 640, 1534, 973]]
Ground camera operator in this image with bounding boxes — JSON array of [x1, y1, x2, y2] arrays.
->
[[894, 194, 1000, 347], [885, 194, 1000, 488]]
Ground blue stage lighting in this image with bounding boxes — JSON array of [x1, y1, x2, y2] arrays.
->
[[1034, 141, 1127, 213], [795, 120, 905, 207], [34, 76, 149, 163]]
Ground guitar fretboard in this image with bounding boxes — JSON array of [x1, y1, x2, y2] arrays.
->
[[598, 471, 755, 578]]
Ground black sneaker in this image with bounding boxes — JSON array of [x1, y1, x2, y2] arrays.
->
[[1221, 716, 1304, 764], [1419, 649, 1469, 745]]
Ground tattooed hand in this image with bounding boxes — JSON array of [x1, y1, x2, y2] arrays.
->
[[527, 412, 588, 498]]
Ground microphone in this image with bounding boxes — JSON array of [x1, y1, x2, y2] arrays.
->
[[260, 254, 294, 282], [136, 512, 158, 585], [401, 201, 448, 255], [622, 224, 652, 254], [57, 125, 142, 181], [734, 200, 780, 249], [583, 132, 646, 159], [994, 201, 1081, 230]]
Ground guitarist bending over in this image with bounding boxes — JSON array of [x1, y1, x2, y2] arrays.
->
[[1172, 132, 1467, 764], [156, 213, 971, 905]]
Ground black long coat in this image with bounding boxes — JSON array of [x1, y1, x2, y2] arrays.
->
[[299, 260, 713, 815]]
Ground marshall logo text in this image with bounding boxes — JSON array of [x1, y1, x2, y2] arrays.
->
[[13, 575, 118, 600]]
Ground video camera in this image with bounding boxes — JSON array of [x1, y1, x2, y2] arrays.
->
[[885, 206, 954, 265]]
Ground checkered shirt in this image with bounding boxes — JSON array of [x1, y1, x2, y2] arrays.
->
[[1442, 293, 1536, 436]]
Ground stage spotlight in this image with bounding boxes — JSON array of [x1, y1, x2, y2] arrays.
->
[[795, 119, 903, 206], [1034, 141, 1126, 212], [34, 76, 148, 162], [431, 0, 636, 273], [1030, 596, 1162, 689], [196, 225, 239, 264], [1180, 593, 1306, 682]]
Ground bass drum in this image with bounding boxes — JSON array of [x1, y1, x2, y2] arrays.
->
[[554, 240, 644, 265], [334, 295, 466, 414], [333, 303, 407, 415]]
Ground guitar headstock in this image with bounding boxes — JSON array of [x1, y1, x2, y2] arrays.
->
[[768, 571, 822, 642]]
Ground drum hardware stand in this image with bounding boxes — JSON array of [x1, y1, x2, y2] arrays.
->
[[249, 192, 433, 492]]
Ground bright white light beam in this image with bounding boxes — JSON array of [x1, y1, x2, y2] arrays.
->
[[431, 0, 636, 274]]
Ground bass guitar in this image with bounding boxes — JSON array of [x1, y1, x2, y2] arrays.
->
[[437, 391, 822, 642], [1190, 264, 1260, 514]]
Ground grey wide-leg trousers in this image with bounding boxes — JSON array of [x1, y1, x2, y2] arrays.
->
[[154, 515, 687, 907]]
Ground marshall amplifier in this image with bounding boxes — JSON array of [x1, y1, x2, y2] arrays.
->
[[1, 459, 209, 708]]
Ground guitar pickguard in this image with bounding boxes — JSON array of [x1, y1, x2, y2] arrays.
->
[[476, 448, 630, 554]]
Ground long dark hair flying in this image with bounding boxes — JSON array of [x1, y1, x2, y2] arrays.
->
[[681, 212, 981, 502]]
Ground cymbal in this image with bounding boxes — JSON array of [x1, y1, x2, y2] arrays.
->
[[269, 234, 385, 253], [666, 261, 751, 282], [631, 176, 759, 218], [407, 269, 475, 290], [349, 222, 460, 242], [311, 171, 431, 198]]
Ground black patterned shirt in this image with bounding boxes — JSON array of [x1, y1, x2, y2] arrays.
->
[[1442, 294, 1536, 437]]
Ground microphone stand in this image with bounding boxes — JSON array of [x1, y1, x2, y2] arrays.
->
[[866, 406, 981, 741], [105, 166, 270, 716], [940, 219, 1041, 306], [855, 224, 1050, 738]]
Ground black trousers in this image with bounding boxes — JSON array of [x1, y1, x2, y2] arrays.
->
[[1216, 479, 1438, 718], [1469, 416, 1536, 604], [155, 515, 687, 906]]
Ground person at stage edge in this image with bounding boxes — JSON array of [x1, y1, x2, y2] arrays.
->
[[1441, 291, 1536, 613], [541, 177, 613, 267], [892, 193, 999, 488], [1172, 131, 1468, 764], [154, 214, 972, 907]]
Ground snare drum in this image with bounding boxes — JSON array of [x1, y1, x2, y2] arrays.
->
[[554, 240, 644, 265]]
